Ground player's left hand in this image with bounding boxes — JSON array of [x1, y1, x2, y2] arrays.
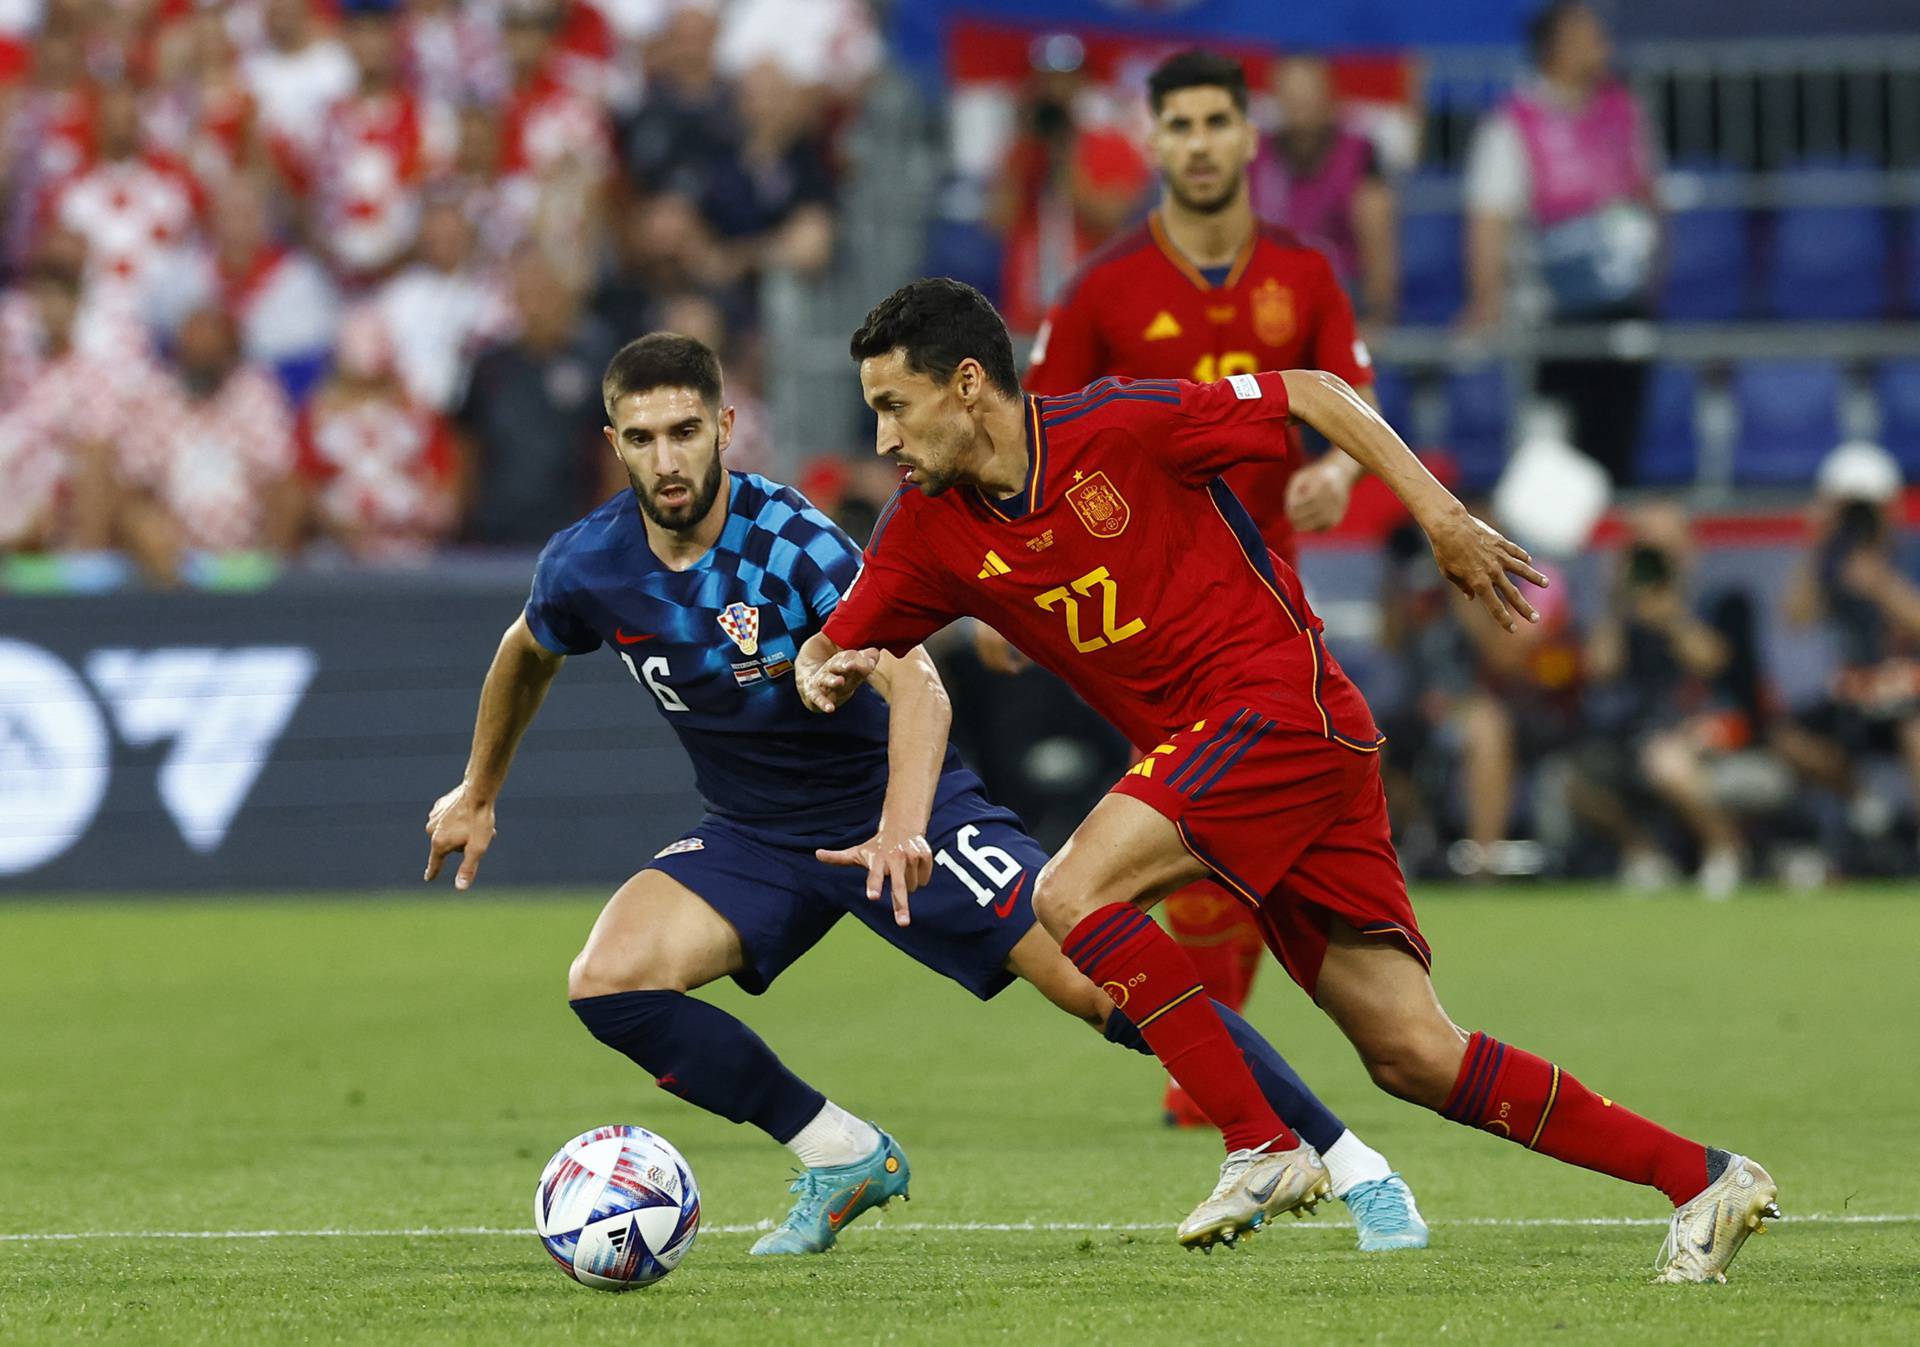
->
[[816, 823, 934, 928], [1425, 508, 1548, 632], [1284, 457, 1358, 533], [798, 646, 882, 714]]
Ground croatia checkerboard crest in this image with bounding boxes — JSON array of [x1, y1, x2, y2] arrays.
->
[[716, 602, 760, 656]]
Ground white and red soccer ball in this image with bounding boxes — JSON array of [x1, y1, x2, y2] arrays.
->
[[534, 1125, 700, 1290]]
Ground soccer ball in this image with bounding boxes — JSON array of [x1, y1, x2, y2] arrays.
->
[[534, 1124, 701, 1290]]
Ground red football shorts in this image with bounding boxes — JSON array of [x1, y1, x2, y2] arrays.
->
[[1111, 702, 1429, 996]]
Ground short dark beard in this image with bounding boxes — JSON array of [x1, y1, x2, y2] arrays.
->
[[632, 439, 726, 531], [1162, 169, 1243, 217]]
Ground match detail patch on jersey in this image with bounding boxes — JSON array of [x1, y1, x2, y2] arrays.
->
[[1142, 310, 1183, 341], [1065, 471, 1130, 539], [654, 837, 705, 858], [717, 602, 761, 655], [1228, 373, 1263, 400], [977, 550, 1012, 579]]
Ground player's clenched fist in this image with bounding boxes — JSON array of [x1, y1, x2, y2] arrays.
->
[[1423, 508, 1548, 632], [424, 781, 496, 890]]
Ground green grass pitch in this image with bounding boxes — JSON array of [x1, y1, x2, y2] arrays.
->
[[3, 886, 1917, 1346]]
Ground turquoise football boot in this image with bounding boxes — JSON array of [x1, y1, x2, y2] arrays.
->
[[1342, 1173, 1430, 1251], [749, 1128, 911, 1255]]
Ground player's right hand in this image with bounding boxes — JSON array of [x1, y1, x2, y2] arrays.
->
[[815, 822, 933, 928], [973, 622, 1030, 675], [423, 782, 496, 891]]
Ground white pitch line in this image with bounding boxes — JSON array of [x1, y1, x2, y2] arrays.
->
[[1, 1214, 1914, 1243]]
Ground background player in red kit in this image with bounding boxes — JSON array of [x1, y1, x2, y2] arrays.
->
[[797, 278, 1778, 1283], [1018, 48, 1380, 1130]]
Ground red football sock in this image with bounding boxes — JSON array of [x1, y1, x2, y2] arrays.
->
[[1443, 1032, 1710, 1205], [1065, 903, 1296, 1153], [1161, 881, 1257, 1012]]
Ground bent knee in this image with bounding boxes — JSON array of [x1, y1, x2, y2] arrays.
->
[[566, 944, 685, 1001], [1030, 862, 1092, 937], [1354, 1029, 1466, 1109]]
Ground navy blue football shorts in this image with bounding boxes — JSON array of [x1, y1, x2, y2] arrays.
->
[[643, 773, 1045, 1000]]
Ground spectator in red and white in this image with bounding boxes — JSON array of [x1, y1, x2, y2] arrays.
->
[[296, 303, 461, 558], [375, 194, 512, 411], [144, 7, 262, 195], [0, 257, 128, 551], [401, 0, 508, 110], [546, 0, 619, 110], [241, 0, 356, 158], [153, 171, 341, 397], [0, 226, 152, 407], [437, 103, 534, 268], [46, 82, 207, 324], [292, 0, 456, 283], [498, 0, 614, 182], [715, 0, 879, 103], [1, 20, 97, 266], [116, 305, 302, 580], [1249, 53, 1398, 328], [988, 34, 1152, 334]]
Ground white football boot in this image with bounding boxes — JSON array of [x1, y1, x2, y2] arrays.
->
[[1177, 1140, 1330, 1251], [1655, 1151, 1780, 1284]]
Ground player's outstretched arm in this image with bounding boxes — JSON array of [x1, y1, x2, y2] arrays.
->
[[1281, 369, 1549, 632], [424, 615, 565, 889], [795, 630, 881, 714], [814, 645, 947, 927]]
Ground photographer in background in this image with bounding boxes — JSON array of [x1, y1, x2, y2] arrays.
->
[[1775, 443, 1920, 862], [989, 34, 1152, 334], [1569, 505, 1746, 896]]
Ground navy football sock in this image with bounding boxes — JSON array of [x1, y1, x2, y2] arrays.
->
[[570, 990, 824, 1144], [1105, 999, 1346, 1153]]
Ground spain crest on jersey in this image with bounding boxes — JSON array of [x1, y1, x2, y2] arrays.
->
[[1252, 279, 1295, 346], [1065, 471, 1130, 539], [716, 602, 760, 656]]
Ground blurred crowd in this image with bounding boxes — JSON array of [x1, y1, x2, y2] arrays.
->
[[0, 0, 877, 576]]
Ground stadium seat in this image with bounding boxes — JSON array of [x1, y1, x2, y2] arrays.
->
[[1635, 362, 1700, 485], [1903, 209, 1920, 316], [1659, 208, 1751, 321], [924, 216, 1004, 307], [1368, 365, 1414, 440], [1875, 360, 1920, 476], [1766, 191, 1890, 321], [1443, 362, 1510, 491], [1731, 359, 1844, 486], [1398, 209, 1464, 326]]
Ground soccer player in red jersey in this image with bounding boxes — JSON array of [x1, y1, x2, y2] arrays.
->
[[1020, 48, 1376, 1135], [796, 278, 1778, 1281]]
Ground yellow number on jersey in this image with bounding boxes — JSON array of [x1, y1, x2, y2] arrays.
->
[[1034, 566, 1147, 654], [1191, 351, 1260, 383]]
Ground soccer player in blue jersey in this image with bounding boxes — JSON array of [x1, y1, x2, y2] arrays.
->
[[423, 332, 1423, 1255]]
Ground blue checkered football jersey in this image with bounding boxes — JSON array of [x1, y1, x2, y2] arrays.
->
[[525, 472, 951, 845]]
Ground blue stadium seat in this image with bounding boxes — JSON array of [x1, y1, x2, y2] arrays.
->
[[1731, 360, 1843, 486], [1876, 360, 1920, 476], [1659, 208, 1750, 321], [1444, 363, 1509, 491], [924, 217, 1004, 307], [1766, 195, 1889, 321], [1903, 209, 1920, 316], [1636, 362, 1700, 485], [1398, 210, 1464, 326], [1368, 365, 1414, 440]]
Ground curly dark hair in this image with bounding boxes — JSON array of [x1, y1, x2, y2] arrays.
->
[[848, 278, 1020, 398]]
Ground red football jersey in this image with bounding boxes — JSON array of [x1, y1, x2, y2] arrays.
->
[[824, 374, 1380, 755], [1025, 212, 1374, 561]]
